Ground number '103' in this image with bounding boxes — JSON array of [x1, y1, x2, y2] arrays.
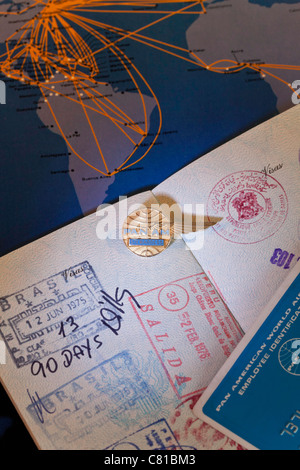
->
[[270, 249, 298, 270]]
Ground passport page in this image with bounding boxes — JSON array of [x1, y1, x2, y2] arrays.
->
[[154, 105, 300, 332], [0, 191, 242, 450]]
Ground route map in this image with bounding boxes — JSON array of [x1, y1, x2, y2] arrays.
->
[[0, 0, 300, 448]]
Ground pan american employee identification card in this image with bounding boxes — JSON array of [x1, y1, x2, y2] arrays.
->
[[194, 264, 300, 450]]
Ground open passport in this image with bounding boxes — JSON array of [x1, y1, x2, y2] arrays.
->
[[0, 105, 299, 450]]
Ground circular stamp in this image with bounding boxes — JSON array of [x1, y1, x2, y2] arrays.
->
[[158, 284, 189, 312], [123, 207, 172, 257], [207, 170, 288, 244], [278, 338, 300, 376]]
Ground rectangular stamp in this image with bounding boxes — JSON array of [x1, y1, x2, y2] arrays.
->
[[129, 272, 243, 400], [26, 350, 170, 449], [106, 418, 181, 451], [0, 261, 106, 367]]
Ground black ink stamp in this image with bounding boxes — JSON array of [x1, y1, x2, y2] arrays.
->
[[0, 261, 106, 367]]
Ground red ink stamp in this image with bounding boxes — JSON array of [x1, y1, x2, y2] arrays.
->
[[207, 170, 288, 244], [158, 284, 189, 312], [169, 395, 245, 450], [129, 273, 242, 400]]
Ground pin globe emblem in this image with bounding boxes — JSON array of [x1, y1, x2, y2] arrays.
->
[[123, 207, 172, 257]]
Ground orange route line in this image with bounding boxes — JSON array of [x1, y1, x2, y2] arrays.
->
[[74, 79, 110, 173], [75, 82, 146, 138], [39, 78, 150, 172], [61, 10, 149, 133], [113, 49, 162, 171], [39, 79, 139, 128], [41, 17, 49, 50], [67, 1, 203, 6], [34, 52, 47, 80], [61, 2, 300, 83], [68, 7, 163, 172], [79, 1, 201, 60], [81, 96, 144, 146], [66, 8, 287, 79], [78, 17, 208, 68], [72, 9, 205, 14], [57, 12, 91, 58], [31, 53, 41, 82], [3, 1, 297, 83], [109, 41, 150, 135], [39, 85, 112, 175], [55, 15, 93, 64], [61, 6, 192, 141], [107, 24, 300, 79], [41, 97, 112, 175], [32, 19, 44, 44], [0, 0, 299, 176], [20, 47, 30, 71], [5, 18, 34, 48], [66, 29, 94, 63], [88, 92, 146, 135], [248, 64, 295, 88], [39, 83, 111, 175], [53, 15, 98, 70]]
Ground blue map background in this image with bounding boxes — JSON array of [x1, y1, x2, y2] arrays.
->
[[0, 0, 299, 449], [0, 0, 297, 258]]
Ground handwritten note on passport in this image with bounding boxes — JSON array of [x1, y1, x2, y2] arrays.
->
[[0, 191, 243, 450], [194, 265, 300, 450]]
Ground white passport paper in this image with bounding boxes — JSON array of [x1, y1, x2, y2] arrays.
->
[[0, 106, 299, 449]]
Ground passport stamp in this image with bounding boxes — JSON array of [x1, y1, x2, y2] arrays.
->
[[0, 261, 105, 367], [207, 170, 288, 244], [129, 273, 242, 400]]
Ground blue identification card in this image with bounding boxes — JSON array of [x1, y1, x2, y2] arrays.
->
[[194, 265, 300, 450]]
